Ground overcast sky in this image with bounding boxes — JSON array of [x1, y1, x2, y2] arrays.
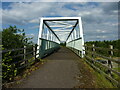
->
[[1, 2, 118, 43]]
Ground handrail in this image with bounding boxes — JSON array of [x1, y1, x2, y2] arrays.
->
[[85, 59, 118, 86], [2, 45, 38, 53], [84, 45, 119, 52], [84, 50, 120, 64], [2, 48, 25, 53], [11, 51, 34, 59], [85, 55, 120, 76], [68, 44, 120, 87], [39, 38, 60, 44], [67, 37, 82, 43], [2, 45, 39, 83], [83, 45, 120, 87]]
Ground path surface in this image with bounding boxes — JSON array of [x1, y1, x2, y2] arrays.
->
[[13, 47, 96, 88]]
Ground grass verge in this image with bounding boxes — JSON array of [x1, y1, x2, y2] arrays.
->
[[83, 59, 116, 88]]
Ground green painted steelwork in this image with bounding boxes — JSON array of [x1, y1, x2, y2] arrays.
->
[[66, 38, 85, 58], [39, 38, 60, 58], [37, 17, 85, 58]]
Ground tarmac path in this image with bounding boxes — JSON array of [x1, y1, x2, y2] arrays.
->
[[13, 47, 96, 88]]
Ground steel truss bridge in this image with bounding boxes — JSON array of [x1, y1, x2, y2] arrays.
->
[[37, 17, 85, 58], [2, 17, 119, 88]]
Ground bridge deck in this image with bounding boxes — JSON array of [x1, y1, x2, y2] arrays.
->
[[13, 47, 96, 88]]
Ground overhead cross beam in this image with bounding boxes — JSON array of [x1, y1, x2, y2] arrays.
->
[[43, 21, 61, 42], [39, 17, 83, 43], [48, 21, 74, 26], [44, 19, 78, 21], [65, 20, 78, 42]]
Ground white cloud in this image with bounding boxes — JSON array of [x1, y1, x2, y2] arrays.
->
[[29, 18, 39, 23], [2, 2, 118, 24], [96, 29, 107, 33], [111, 23, 118, 26], [2, 0, 120, 2], [0, 8, 2, 26], [2, 2, 55, 24], [26, 33, 35, 37], [2, 2, 118, 42]]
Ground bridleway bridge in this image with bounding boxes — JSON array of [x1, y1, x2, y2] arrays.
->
[[2, 17, 120, 88]]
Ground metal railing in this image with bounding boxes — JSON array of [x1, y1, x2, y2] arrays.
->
[[66, 38, 84, 58], [39, 38, 60, 58]]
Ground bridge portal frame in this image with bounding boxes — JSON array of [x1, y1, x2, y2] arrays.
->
[[37, 17, 85, 58]]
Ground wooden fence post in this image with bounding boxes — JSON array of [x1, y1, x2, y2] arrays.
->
[[92, 44, 95, 63], [33, 45, 37, 62], [84, 44, 87, 55], [24, 46, 26, 60], [24, 46, 27, 67], [108, 45, 113, 76], [92, 44, 95, 52]]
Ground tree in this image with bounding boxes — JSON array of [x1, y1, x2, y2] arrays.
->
[[2, 26, 33, 49], [2, 26, 34, 82], [85, 39, 120, 57]]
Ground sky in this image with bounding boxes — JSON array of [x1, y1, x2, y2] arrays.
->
[[1, 2, 119, 43]]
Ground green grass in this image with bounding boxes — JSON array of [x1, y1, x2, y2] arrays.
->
[[84, 59, 116, 88], [113, 67, 120, 72], [112, 67, 120, 83], [93, 71, 116, 88]]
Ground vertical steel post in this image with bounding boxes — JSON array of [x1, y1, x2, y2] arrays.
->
[[47, 29, 49, 40], [37, 18, 44, 58], [78, 17, 85, 58], [74, 29, 77, 39]]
